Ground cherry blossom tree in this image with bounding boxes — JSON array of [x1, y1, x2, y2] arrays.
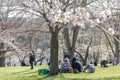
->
[[0, 0, 28, 67], [16, 0, 118, 74]]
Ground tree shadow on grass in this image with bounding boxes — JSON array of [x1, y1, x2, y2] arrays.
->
[[1, 69, 33, 77], [24, 71, 37, 74], [103, 77, 120, 80], [37, 74, 59, 80], [12, 69, 34, 74], [37, 73, 120, 80], [59, 73, 120, 80]]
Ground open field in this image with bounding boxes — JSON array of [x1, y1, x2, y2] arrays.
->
[[0, 65, 120, 80]]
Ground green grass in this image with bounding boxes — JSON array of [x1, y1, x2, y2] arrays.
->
[[0, 65, 120, 80]]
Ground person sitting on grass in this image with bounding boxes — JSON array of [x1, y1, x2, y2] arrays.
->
[[100, 60, 108, 67], [72, 57, 83, 73], [21, 60, 26, 66], [83, 62, 95, 73], [47, 62, 50, 72], [60, 58, 72, 73]]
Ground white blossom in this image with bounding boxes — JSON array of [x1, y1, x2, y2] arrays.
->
[[108, 28, 115, 34], [30, 0, 110, 28]]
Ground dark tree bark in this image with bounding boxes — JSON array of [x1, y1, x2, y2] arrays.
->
[[104, 32, 115, 55], [75, 50, 85, 65], [0, 51, 6, 67], [34, 57, 45, 65], [93, 52, 100, 64], [114, 35, 119, 64], [0, 43, 6, 67], [42, 14, 60, 75], [83, 36, 92, 66], [63, 26, 79, 63], [49, 26, 59, 75], [63, 28, 71, 55], [71, 26, 80, 60]]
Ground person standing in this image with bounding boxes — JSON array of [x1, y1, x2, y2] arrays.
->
[[29, 53, 35, 69], [112, 55, 117, 66]]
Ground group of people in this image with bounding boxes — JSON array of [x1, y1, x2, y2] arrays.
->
[[28, 52, 117, 73], [59, 56, 95, 73], [28, 52, 95, 72], [100, 55, 117, 68]]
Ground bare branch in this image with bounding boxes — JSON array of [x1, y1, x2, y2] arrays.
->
[[87, 0, 98, 6], [19, 29, 50, 34], [96, 24, 120, 43]]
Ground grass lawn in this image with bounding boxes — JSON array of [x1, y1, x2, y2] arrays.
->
[[0, 65, 120, 80]]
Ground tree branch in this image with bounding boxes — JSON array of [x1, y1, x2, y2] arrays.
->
[[96, 24, 120, 43]]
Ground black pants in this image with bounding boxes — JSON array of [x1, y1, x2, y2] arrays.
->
[[30, 61, 34, 69]]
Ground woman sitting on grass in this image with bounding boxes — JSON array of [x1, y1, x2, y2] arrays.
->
[[83, 62, 95, 73], [60, 58, 72, 73]]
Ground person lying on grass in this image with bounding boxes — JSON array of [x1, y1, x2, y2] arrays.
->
[[83, 62, 95, 73]]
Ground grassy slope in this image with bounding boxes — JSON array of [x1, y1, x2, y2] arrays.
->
[[0, 65, 120, 80]]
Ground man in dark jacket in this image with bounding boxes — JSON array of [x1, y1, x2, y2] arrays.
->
[[29, 53, 35, 69], [72, 57, 82, 73]]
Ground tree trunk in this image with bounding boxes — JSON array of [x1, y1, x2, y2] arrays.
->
[[83, 36, 92, 66], [50, 31, 59, 75], [104, 32, 115, 55], [71, 26, 80, 61], [93, 52, 100, 64], [0, 42, 6, 67], [0, 52, 6, 67], [39, 61, 42, 65], [63, 26, 79, 63], [63, 28, 71, 55], [75, 50, 84, 65], [114, 35, 119, 64]]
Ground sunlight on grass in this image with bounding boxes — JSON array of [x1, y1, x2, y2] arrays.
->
[[0, 65, 120, 80]]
